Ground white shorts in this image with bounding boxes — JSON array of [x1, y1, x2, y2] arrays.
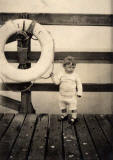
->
[[59, 95, 77, 111]]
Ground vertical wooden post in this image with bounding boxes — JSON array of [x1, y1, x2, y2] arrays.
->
[[17, 25, 35, 113], [20, 90, 35, 113]]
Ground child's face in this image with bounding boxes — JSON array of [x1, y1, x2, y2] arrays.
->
[[64, 63, 75, 73]]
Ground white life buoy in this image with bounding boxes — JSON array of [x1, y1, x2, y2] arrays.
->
[[0, 19, 54, 82]]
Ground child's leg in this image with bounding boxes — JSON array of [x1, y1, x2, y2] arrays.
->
[[69, 98, 77, 121], [61, 108, 67, 118], [59, 101, 67, 118]]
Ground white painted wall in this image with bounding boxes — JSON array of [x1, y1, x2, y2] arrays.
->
[[0, 0, 112, 14], [5, 26, 113, 52], [0, 0, 113, 114]]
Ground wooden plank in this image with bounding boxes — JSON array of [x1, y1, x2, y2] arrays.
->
[[5, 51, 113, 63], [8, 114, 37, 160], [0, 113, 4, 121], [46, 115, 63, 160], [28, 114, 48, 160], [63, 120, 81, 160], [106, 115, 113, 127], [0, 13, 113, 26], [0, 95, 21, 111], [0, 83, 113, 92], [0, 114, 14, 141], [96, 115, 113, 148], [84, 115, 113, 160], [0, 114, 25, 160], [83, 83, 113, 92], [0, 13, 23, 25], [75, 115, 99, 160], [29, 13, 113, 26]]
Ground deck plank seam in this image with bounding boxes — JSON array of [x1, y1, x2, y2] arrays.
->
[[26, 114, 39, 160], [44, 114, 51, 160], [95, 115, 113, 149], [45, 115, 63, 160], [7, 114, 27, 160], [83, 115, 101, 160], [106, 116, 113, 128], [61, 121, 65, 160], [74, 123, 84, 160], [0, 114, 4, 121], [0, 114, 15, 141]]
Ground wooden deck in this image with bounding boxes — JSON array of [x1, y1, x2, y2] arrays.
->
[[0, 114, 113, 160]]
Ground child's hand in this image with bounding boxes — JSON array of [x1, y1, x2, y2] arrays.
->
[[77, 95, 81, 98]]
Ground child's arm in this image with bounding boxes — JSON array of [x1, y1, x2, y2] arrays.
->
[[76, 75, 83, 97], [51, 72, 61, 85]]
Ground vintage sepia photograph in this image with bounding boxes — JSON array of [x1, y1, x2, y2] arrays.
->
[[0, 0, 113, 159]]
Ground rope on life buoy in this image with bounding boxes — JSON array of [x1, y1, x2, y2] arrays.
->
[[0, 19, 54, 82]]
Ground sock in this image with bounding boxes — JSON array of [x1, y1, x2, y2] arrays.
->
[[71, 109, 77, 119]]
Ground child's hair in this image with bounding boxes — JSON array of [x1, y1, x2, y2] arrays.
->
[[63, 56, 76, 67]]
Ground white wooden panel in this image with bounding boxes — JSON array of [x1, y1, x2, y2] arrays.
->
[[78, 92, 113, 114], [0, 0, 112, 14], [31, 92, 113, 114], [0, 91, 112, 114], [5, 26, 113, 52], [0, 91, 21, 101], [76, 63, 113, 83], [37, 63, 113, 83]]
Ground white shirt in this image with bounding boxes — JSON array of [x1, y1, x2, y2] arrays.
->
[[52, 70, 82, 97]]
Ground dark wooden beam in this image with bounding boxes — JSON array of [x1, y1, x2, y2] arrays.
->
[[0, 95, 20, 111], [0, 13, 113, 26], [5, 51, 113, 63], [0, 83, 113, 92]]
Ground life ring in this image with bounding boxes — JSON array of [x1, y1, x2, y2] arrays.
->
[[0, 19, 54, 82]]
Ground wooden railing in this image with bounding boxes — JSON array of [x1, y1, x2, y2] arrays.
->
[[4, 51, 113, 63], [0, 13, 113, 26], [0, 83, 113, 92]]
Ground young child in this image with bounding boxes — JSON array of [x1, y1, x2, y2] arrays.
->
[[51, 56, 83, 124]]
